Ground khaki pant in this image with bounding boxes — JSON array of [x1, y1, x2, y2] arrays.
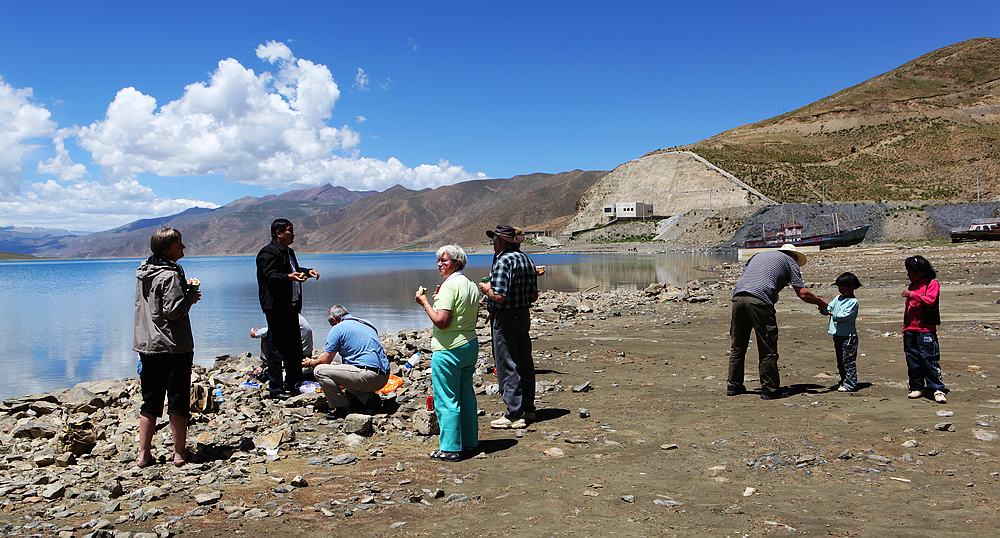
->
[[727, 294, 780, 394], [313, 363, 387, 409]]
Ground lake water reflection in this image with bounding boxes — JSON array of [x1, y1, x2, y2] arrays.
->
[[0, 251, 732, 398]]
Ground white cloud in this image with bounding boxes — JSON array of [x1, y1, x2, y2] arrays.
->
[[0, 178, 219, 231], [353, 67, 369, 91], [37, 132, 87, 180], [77, 42, 482, 191], [0, 79, 208, 231], [355, 115, 367, 124], [255, 40, 293, 64], [0, 78, 56, 194]]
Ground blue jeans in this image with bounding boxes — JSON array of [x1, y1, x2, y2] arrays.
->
[[833, 335, 858, 391], [903, 331, 947, 393]]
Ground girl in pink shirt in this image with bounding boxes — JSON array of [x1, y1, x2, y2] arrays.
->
[[901, 255, 947, 403]]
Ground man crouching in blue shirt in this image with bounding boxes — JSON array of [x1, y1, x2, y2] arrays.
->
[[302, 305, 390, 417]]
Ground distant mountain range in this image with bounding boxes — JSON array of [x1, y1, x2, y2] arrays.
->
[[31, 171, 606, 258], [0, 226, 87, 256]]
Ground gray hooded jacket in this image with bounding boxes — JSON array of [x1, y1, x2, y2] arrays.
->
[[133, 254, 195, 354]]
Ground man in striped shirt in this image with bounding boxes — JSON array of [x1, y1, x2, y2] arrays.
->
[[727, 244, 827, 399], [479, 225, 539, 429]]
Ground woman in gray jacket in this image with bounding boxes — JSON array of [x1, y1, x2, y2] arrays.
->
[[133, 227, 201, 467]]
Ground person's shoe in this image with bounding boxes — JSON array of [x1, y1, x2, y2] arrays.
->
[[907, 390, 923, 399], [933, 390, 947, 404], [760, 389, 786, 400], [263, 392, 288, 401], [490, 416, 527, 429], [836, 385, 850, 392], [429, 450, 462, 462], [726, 385, 747, 396]]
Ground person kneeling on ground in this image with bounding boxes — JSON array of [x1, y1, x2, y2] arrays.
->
[[303, 305, 389, 417]]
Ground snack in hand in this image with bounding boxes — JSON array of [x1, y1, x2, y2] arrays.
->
[[535, 265, 546, 276], [417, 286, 427, 296], [188, 278, 201, 292]]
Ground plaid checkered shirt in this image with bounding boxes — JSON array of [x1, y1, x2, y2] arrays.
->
[[487, 251, 538, 311]]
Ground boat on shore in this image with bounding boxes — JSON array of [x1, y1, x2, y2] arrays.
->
[[741, 220, 871, 250], [950, 218, 1000, 243]]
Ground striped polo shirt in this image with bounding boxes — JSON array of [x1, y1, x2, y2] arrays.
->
[[732, 251, 804, 306]]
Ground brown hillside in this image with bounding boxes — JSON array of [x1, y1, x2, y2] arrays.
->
[[301, 170, 608, 251], [663, 38, 1000, 202]]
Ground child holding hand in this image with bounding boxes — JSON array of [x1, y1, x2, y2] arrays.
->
[[823, 272, 862, 392]]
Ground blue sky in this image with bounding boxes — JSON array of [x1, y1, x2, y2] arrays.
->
[[0, 1, 997, 230]]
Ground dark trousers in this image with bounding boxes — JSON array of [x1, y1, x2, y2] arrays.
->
[[903, 331, 947, 393], [138, 352, 194, 418], [727, 294, 780, 394], [833, 335, 859, 391], [491, 307, 535, 419], [263, 310, 304, 395]]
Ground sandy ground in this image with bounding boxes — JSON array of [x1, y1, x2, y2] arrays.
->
[[5, 243, 999, 536]]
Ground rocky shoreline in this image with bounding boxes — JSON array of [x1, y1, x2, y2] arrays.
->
[[0, 281, 722, 537], [2, 243, 998, 536]]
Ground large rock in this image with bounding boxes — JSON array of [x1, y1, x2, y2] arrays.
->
[[12, 418, 60, 439], [41, 483, 66, 500], [284, 391, 327, 409], [59, 415, 97, 456], [73, 380, 129, 400], [343, 414, 373, 436], [28, 401, 60, 416], [192, 487, 222, 506], [58, 387, 107, 413], [412, 410, 439, 436], [254, 426, 295, 450]]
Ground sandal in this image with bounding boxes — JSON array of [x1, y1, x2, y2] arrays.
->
[[429, 450, 461, 462]]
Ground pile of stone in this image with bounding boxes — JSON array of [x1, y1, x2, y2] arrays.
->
[[641, 279, 723, 304], [0, 319, 513, 535], [0, 285, 626, 535]]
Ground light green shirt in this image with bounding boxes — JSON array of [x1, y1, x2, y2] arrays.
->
[[431, 272, 482, 351]]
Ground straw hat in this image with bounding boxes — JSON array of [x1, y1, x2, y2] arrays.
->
[[776, 243, 807, 266]]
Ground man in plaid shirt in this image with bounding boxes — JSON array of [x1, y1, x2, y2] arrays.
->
[[479, 225, 539, 429]]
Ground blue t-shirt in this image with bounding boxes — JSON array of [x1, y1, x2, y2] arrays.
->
[[323, 316, 390, 371], [826, 295, 859, 336]]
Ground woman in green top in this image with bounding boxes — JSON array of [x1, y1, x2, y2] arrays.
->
[[415, 244, 483, 461]]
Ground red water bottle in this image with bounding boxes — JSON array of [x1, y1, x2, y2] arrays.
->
[[426, 394, 434, 411]]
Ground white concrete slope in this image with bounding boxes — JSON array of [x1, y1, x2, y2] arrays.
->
[[565, 151, 775, 233]]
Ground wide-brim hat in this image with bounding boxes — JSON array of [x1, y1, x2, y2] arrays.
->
[[486, 224, 523, 243], [776, 243, 807, 266]]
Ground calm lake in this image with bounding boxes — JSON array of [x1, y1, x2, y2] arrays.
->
[[0, 251, 732, 399]]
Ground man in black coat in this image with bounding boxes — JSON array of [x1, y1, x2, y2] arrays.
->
[[256, 218, 320, 398]]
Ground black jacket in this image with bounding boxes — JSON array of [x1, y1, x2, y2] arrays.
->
[[256, 240, 312, 313]]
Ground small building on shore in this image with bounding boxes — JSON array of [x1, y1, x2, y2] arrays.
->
[[602, 202, 654, 222]]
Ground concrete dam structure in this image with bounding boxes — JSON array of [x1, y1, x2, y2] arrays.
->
[[565, 151, 774, 233]]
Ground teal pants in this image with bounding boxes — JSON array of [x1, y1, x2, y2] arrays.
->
[[431, 340, 479, 452]]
